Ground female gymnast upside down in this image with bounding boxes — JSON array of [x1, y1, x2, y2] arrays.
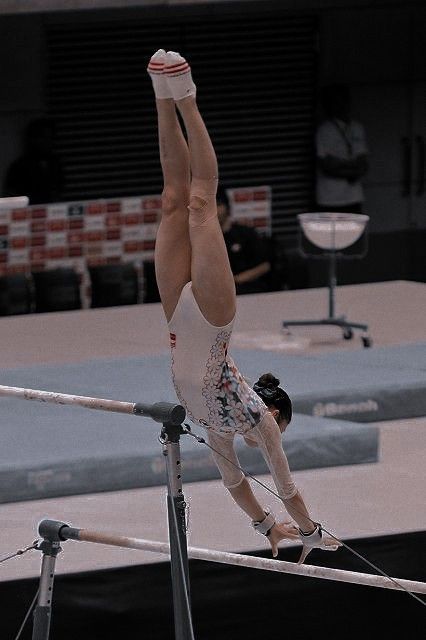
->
[[148, 50, 340, 563]]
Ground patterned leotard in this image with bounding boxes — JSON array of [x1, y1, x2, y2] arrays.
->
[[168, 282, 267, 435]]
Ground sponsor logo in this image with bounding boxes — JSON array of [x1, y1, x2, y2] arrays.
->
[[68, 204, 84, 217], [27, 468, 72, 491], [313, 399, 379, 417]]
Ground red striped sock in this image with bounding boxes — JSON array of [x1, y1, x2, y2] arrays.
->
[[164, 51, 196, 101], [147, 49, 173, 99]]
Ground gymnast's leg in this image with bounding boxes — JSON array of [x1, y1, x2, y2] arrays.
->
[[165, 53, 236, 327], [148, 52, 192, 322]]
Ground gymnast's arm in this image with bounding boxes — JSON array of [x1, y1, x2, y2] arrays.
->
[[228, 479, 299, 556], [228, 479, 314, 534]]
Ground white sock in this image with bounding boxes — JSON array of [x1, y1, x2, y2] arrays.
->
[[164, 51, 196, 101], [147, 49, 173, 99]]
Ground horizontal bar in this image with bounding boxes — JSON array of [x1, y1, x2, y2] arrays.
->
[[42, 521, 426, 595], [0, 385, 185, 425]]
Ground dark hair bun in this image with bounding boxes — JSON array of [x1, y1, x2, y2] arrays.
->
[[256, 373, 280, 390], [253, 372, 292, 424]]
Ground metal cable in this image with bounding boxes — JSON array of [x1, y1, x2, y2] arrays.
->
[[14, 589, 39, 640], [0, 540, 39, 565], [182, 424, 426, 608]]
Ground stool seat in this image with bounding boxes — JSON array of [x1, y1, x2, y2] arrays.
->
[[299, 212, 369, 250]]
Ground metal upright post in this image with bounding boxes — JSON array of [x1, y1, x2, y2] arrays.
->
[[32, 522, 64, 640], [161, 422, 195, 640], [328, 250, 337, 319]]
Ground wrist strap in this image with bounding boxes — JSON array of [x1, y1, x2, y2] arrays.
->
[[252, 509, 275, 537], [299, 523, 322, 538]]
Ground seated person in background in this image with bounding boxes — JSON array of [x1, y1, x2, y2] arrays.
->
[[3, 117, 64, 205], [217, 188, 272, 295], [315, 84, 368, 214]]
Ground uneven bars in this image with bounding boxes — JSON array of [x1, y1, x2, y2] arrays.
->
[[0, 384, 185, 425], [39, 520, 426, 595]]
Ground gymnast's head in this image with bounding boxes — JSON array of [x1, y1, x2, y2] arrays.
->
[[253, 373, 292, 432]]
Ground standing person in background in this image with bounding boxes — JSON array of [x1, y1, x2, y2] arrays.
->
[[3, 117, 64, 205], [315, 84, 368, 213], [217, 188, 273, 295]]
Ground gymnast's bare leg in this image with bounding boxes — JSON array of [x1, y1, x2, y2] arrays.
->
[[175, 99, 236, 326], [153, 97, 191, 322]]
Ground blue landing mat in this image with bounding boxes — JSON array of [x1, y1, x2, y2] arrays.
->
[[0, 354, 380, 503], [232, 344, 426, 422]]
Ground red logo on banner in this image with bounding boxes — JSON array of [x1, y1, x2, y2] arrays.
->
[[48, 220, 67, 232], [124, 213, 143, 225], [142, 213, 158, 223], [142, 240, 156, 251], [106, 229, 121, 241], [31, 208, 47, 219], [234, 192, 251, 203], [48, 247, 66, 259], [86, 231, 105, 243], [86, 203, 105, 215], [68, 231, 84, 244], [69, 218, 84, 230], [11, 237, 28, 249], [252, 217, 267, 228], [12, 210, 29, 221], [106, 202, 121, 213], [124, 240, 143, 253], [87, 256, 107, 266], [106, 214, 121, 227], [31, 248, 47, 261], [31, 221, 46, 233], [68, 246, 83, 257], [143, 198, 161, 209], [31, 235, 47, 247]]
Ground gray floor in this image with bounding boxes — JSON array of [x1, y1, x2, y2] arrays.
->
[[1, 280, 425, 581]]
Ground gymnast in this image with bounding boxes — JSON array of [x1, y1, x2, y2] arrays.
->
[[148, 50, 340, 563]]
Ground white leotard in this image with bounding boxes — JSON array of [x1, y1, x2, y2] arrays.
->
[[168, 282, 267, 435], [168, 282, 297, 500]]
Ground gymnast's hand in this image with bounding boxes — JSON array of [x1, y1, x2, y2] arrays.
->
[[297, 525, 342, 564], [268, 521, 299, 558]]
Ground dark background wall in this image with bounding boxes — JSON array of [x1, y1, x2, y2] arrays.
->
[[0, 0, 425, 285]]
